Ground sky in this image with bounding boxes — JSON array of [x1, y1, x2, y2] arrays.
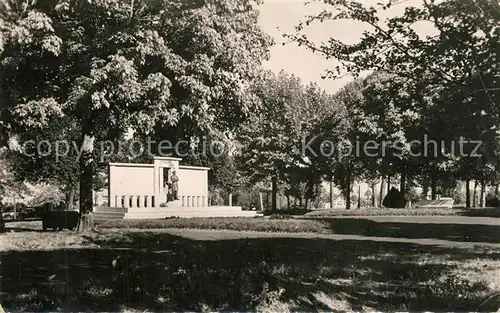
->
[[257, 0, 434, 94]]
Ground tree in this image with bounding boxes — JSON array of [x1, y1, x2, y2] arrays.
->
[[28, 183, 65, 208], [237, 71, 332, 211], [5, 115, 81, 209], [1, 0, 271, 229], [288, 0, 500, 204]]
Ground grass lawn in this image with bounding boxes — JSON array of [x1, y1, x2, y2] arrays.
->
[[305, 207, 500, 217], [95, 216, 327, 233], [1, 219, 499, 312]]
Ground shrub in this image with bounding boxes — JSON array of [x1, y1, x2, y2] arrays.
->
[[485, 193, 500, 207], [268, 214, 294, 220], [95, 217, 328, 233], [234, 188, 261, 210], [382, 187, 407, 208]]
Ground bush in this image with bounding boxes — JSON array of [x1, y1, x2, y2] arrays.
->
[[485, 193, 500, 207], [161, 216, 180, 219], [452, 185, 466, 205], [0, 203, 27, 212], [382, 187, 407, 208], [234, 188, 261, 210], [268, 214, 294, 220]]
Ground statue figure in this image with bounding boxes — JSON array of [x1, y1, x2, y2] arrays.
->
[[170, 170, 179, 200]]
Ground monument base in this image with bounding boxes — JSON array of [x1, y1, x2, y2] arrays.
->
[[166, 199, 182, 207], [93, 206, 261, 220]]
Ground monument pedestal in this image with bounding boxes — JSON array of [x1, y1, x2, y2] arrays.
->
[[166, 199, 182, 208]]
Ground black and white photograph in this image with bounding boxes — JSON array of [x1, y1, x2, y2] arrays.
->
[[0, 0, 499, 311]]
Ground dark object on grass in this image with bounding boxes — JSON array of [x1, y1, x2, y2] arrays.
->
[[42, 211, 79, 231], [382, 187, 407, 208], [485, 193, 500, 207]]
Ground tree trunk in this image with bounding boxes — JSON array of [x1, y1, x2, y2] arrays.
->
[[287, 195, 290, 210], [466, 179, 471, 208], [431, 172, 437, 200], [13, 195, 17, 220], [266, 191, 270, 211], [495, 183, 499, 196], [345, 176, 351, 210], [473, 180, 478, 207], [357, 184, 361, 209], [228, 192, 233, 207], [479, 180, 485, 207], [77, 130, 95, 232], [330, 178, 334, 209], [387, 175, 391, 191], [422, 177, 430, 199], [371, 182, 376, 207], [271, 176, 277, 212], [400, 169, 406, 195], [66, 185, 76, 211], [378, 176, 385, 207], [259, 192, 264, 211]]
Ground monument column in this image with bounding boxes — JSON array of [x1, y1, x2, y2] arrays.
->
[[153, 164, 160, 208]]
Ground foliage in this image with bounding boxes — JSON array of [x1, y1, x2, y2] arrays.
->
[[233, 186, 261, 210], [382, 187, 407, 208], [280, 0, 500, 205], [28, 183, 65, 207], [485, 192, 500, 207], [237, 71, 333, 209], [0, 0, 272, 216]]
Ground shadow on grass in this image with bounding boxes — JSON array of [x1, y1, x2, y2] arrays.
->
[[1, 231, 499, 312], [315, 218, 500, 243], [460, 208, 500, 218]]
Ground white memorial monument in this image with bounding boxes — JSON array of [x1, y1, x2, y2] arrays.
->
[[93, 157, 259, 219]]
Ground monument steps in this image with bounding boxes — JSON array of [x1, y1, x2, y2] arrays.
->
[[124, 210, 260, 219]]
